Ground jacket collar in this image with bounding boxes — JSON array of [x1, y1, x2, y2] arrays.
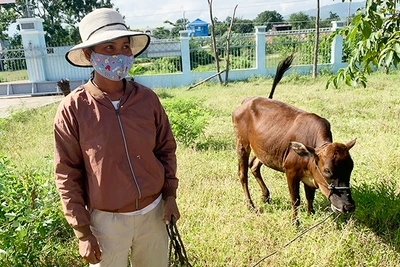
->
[[83, 78, 135, 101]]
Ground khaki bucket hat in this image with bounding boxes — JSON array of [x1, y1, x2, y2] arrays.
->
[[66, 8, 150, 67]]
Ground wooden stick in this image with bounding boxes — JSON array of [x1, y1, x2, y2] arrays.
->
[[187, 70, 226, 90]]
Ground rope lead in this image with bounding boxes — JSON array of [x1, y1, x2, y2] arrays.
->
[[252, 212, 338, 266], [167, 215, 192, 267]]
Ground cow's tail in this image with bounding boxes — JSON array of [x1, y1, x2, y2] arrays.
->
[[268, 53, 294, 99]]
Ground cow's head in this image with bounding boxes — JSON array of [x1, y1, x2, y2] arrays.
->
[[290, 139, 356, 214]]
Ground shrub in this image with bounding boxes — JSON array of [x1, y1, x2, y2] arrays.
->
[[161, 97, 210, 147], [0, 155, 82, 266], [190, 49, 215, 69]]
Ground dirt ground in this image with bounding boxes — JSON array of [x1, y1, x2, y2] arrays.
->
[[0, 94, 64, 118]]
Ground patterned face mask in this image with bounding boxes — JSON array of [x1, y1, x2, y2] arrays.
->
[[90, 52, 134, 81]]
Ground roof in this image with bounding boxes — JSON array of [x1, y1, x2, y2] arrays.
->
[[188, 18, 209, 27]]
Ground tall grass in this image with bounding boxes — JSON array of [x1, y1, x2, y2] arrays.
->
[[0, 70, 399, 266]]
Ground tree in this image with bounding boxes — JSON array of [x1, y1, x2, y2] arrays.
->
[[253, 10, 283, 31], [327, 0, 400, 88], [287, 12, 313, 29], [152, 27, 171, 39], [0, 1, 24, 41], [0, 0, 113, 46], [207, 0, 223, 84], [231, 17, 254, 33], [210, 17, 228, 36], [320, 12, 340, 28], [164, 18, 190, 37]]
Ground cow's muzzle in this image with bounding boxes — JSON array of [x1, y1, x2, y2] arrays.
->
[[330, 191, 356, 214]]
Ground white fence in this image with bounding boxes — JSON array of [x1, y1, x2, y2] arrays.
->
[[0, 22, 346, 96]]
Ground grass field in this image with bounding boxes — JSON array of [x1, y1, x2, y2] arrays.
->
[[0, 70, 29, 83], [0, 70, 399, 266]]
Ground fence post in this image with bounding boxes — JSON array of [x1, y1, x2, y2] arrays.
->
[[330, 21, 345, 69], [179, 30, 191, 75], [255, 26, 266, 75], [16, 17, 47, 83]]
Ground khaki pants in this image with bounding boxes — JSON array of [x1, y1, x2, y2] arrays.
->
[[89, 201, 168, 267]]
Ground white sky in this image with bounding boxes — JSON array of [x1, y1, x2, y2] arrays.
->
[[6, 0, 364, 35], [112, 0, 365, 30]]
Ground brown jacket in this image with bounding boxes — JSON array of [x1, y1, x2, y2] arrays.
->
[[54, 79, 178, 238]]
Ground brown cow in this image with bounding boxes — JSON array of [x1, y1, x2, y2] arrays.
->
[[232, 54, 356, 224]]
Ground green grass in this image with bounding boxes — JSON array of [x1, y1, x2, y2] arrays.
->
[[0, 70, 29, 83], [1, 70, 400, 266]]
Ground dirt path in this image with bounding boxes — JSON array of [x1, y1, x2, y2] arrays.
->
[[0, 94, 64, 118]]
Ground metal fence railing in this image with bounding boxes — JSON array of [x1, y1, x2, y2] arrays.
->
[[189, 34, 256, 72], [136, 39, 182, 75], [0, 47, 28, 82], [265, 28, 333, 68]]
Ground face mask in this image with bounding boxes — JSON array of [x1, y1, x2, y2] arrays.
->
[[90, 52, 134, 81]]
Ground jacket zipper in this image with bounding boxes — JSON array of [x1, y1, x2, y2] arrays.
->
[[109, 97, 142, 210]]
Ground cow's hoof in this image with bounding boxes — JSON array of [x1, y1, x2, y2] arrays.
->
[[292, 219, 300, 228], [262, 195, 271, 204]]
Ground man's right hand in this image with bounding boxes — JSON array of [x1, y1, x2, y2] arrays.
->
[[79, 234, 102, 264]]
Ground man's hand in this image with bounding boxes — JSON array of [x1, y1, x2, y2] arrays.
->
[[163, 196, 180, 225], [79, 234, 102, 264]]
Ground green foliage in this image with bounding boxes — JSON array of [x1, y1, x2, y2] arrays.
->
[[288, 12, 313, 29], [164, 18, 189, 37], [190, 49, 215, 69], [128, 64, 145, 76], [161, 97, 210, 147], [328, 0, 400, 88], [267, 33, 331, 65], [1, 72, 400, 265], [152, 27, 171, 39], [0, 155, 82, 266], [1, 0, 113, 46], [231, 18, 254, 33], [151, 57, 182, 73], [254, 10, 284, 30], [0, 70, 28, 83]]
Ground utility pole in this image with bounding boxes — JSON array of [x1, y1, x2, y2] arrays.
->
[[25, 0, 31, 18], [183, 11, 186, 30], [347, 2, 351, 26]]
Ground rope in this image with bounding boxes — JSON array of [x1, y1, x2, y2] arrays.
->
[[252, 212, 338, 266], [167, 215, 192, 267]]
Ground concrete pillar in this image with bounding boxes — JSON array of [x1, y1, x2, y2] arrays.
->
[[331, 21, 345, 65], [179, 30, 191, 74], [17, 17, 47, 83], [255, 26, 266, 75]]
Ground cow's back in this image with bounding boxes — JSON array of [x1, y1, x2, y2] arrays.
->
[[232, 97, 332, 171]]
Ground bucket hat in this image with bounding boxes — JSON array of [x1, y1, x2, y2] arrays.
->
[[66, 8, 150, 67]]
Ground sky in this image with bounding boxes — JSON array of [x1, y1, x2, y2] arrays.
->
[[112, 0, 365, 30], [5, 0, 364, 35]]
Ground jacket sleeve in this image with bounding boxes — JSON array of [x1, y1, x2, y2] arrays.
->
[[54, 101, 92, 239], [153, 97, 178, 199]]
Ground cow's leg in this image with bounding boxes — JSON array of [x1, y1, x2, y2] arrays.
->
[[286, 171, 301, 226], [304, 184, 316, 215], [236, 139, 255, 211], [249, 156, 270, 203]]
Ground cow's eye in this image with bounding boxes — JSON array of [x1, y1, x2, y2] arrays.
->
[[324, 168, 332, 176]]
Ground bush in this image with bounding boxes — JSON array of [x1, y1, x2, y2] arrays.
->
[[161, 97, 210, 147], [0, 155, 82, 266], [190, 49, 215, 69]]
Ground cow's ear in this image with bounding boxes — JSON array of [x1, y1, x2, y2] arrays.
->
[[346, 139, 356, 150], [290, 142, 316, 158]]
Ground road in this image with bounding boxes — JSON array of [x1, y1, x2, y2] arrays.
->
[[0, 94, 64, 118]]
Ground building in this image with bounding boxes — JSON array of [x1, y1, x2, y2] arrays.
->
[[272, 24, 292, 31], [187, 18, 209, 37]]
